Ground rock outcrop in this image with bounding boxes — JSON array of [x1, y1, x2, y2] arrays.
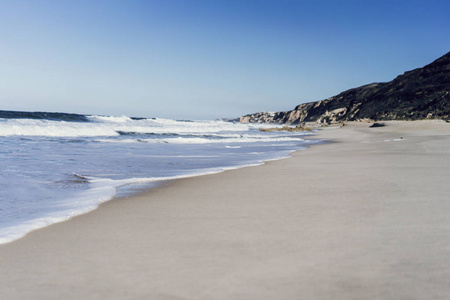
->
[[240, 51, 450, 124]]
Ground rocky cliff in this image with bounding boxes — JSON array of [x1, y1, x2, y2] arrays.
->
[[240, 51, 450, 124]]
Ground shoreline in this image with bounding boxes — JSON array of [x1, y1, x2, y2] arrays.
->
[[0, 130, 314, 246], [1, 120, 449, 299]]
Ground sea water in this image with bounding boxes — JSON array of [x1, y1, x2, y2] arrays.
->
[[0, 110, 321, 244]]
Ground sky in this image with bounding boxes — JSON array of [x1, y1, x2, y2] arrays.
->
[[0, 0, 449, 120]]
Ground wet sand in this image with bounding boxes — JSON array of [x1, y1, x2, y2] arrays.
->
[[1, 120, 449, 300]]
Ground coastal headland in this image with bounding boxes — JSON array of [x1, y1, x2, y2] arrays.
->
[[1, 120, 449, 299], [240, 51, 450, 125]]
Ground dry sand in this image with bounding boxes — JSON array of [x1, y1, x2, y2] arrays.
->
[[1, 120, 449, 300]]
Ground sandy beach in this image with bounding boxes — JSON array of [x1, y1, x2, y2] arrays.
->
[[1, 120, 449, 300]]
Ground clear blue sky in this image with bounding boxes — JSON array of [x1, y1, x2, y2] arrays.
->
[[1, 0, 449, 119]]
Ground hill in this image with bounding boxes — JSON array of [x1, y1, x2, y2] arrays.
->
[[240, 52, 450, 124]]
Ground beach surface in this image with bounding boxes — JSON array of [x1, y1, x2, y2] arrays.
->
[[1, 120, 449, 300]]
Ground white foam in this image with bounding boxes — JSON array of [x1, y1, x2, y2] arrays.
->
[[0, 113, 311, 138], [0, 182, 117, 244], [87, 115, 133, 123], [0, 116, 261, 137], [0, 113, 319, 245], [96, 136, 304, 144], [0, 167, 252, 244], [0, 119, 119, 137]]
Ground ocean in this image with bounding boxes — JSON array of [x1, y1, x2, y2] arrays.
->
[[0, 110, 321, 244]]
